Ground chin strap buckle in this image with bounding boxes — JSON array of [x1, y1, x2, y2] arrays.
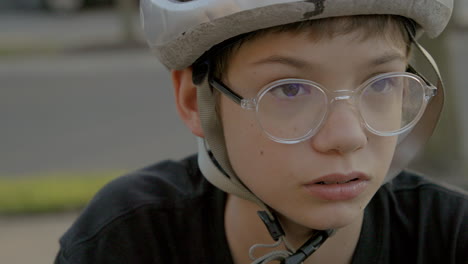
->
[[281, 229, 333, 264], [257, 211, 285, 241], [255, 211, 334, 264]]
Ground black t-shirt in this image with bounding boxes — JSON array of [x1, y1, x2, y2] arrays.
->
[[55, 155, 468, 264]]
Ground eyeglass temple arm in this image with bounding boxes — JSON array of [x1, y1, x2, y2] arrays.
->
[[210, 78, 244, 105], [406, 64, 432, 89], [192, 58, 245, 105]]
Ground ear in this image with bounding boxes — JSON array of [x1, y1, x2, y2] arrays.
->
[[172, 68, 204, 138]]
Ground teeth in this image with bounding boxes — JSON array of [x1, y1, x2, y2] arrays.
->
[[316, 178, 359, 185], [323, 181, 347, 184]]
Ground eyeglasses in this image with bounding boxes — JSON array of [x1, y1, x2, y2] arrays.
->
[[209, 72, 436, 144]]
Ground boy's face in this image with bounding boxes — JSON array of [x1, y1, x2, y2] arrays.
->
[[220, 30, 406, 230]]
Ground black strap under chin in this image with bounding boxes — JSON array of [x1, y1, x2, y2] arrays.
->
[[281, 229, 333, 264], [258, 210, 333, 264]]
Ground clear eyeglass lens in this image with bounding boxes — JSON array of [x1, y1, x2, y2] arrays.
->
[[256, 81, 327, 140], [255, 75, 426, 141], [359, 75, 425, 134]]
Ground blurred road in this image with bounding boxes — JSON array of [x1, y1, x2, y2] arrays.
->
[[0, 8, 467, 264], [0, 49, 196, 176], [0, 8, 195, 177]]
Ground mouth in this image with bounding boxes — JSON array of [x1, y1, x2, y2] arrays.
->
[[315, 178, 361, 185], [310, 172, 369, 184], [304, 172, 370, 201]]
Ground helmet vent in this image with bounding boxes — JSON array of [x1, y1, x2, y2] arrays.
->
[[303, 0, 326, 18]]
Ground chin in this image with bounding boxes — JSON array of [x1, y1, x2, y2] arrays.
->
[[279, 200, 367, 232], [309, 215, 358, 230]]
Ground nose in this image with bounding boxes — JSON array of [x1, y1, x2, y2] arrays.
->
[[311, 102, 367, 154]]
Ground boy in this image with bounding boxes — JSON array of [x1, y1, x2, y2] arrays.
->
[[55, 0, 467, 263]]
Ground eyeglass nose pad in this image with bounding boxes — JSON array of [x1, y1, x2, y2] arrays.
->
[[329, 90, 356, 105], [326, 90, 364, 130]]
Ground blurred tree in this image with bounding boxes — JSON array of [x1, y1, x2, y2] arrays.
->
[[116, 0, 138, 44]]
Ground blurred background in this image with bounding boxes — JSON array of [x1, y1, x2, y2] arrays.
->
[[0, 1, 467, 263]]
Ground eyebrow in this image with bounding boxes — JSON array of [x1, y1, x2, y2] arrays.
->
[[369, 52, 406, 67], [250, 52, 406, 69], [251, 55, 311, 69]]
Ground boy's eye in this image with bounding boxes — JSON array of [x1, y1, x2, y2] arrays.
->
[[269, 83, 310, 99], [368, 77, 398, 94]]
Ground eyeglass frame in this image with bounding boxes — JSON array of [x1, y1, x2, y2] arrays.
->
[[208, 66, 437, 144]]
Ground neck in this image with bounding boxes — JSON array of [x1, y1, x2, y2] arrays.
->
[[225, 194, 363, 264]]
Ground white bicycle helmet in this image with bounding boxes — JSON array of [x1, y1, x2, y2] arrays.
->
[[140, 1, 453, 263]]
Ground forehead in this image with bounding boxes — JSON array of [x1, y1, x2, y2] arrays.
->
[[225, 29, 407, 81]]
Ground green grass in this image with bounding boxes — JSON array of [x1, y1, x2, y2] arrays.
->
[[0, 171, 124, 215], [0, 44, 64, 58]]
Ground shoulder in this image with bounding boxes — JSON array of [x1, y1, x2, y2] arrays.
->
[[74, 153, 206, 225], [364, 171, 467, 263], [91, 153, 207, 206], [56, 154, 225, 263], [377, 170, 468, 227], [381, 171, 467, 210]]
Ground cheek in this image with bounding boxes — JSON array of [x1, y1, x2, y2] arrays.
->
[[220, 96, 262, 164], [220, 97, 260, 148], [368, 134, 398, 180], [220, 97, 288, 190], [377, 135, 398, 161]]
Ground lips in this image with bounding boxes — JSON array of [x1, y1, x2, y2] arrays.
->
[[315, 178, 360, 185], [304, 172, 370, 201], [312, 172, 366, 185]]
